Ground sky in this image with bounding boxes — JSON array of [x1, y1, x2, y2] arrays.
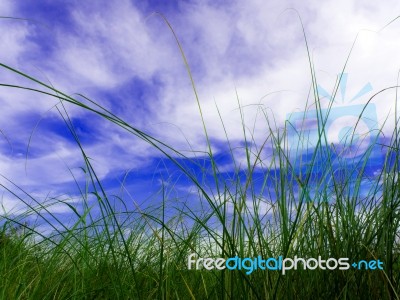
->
[[0, 1, 399, 230]]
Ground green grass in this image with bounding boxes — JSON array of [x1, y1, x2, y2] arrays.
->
[[1, 17, 400, 299]]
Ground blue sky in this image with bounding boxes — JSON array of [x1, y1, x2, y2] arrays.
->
[[0, 1, 399, 231]]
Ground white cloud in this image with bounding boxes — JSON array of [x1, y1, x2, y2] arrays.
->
[[0, 0, 399, 197]]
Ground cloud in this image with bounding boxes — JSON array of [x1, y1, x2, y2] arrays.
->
[[0, 0, 399, 207]]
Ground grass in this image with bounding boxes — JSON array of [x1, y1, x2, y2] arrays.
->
[[0, 16, 400, 299]]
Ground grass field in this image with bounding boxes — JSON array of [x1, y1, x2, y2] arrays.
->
[[0, 22, 400, 299]]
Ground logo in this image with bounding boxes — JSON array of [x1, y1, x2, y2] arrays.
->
[[286, 73, 383, 174]]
